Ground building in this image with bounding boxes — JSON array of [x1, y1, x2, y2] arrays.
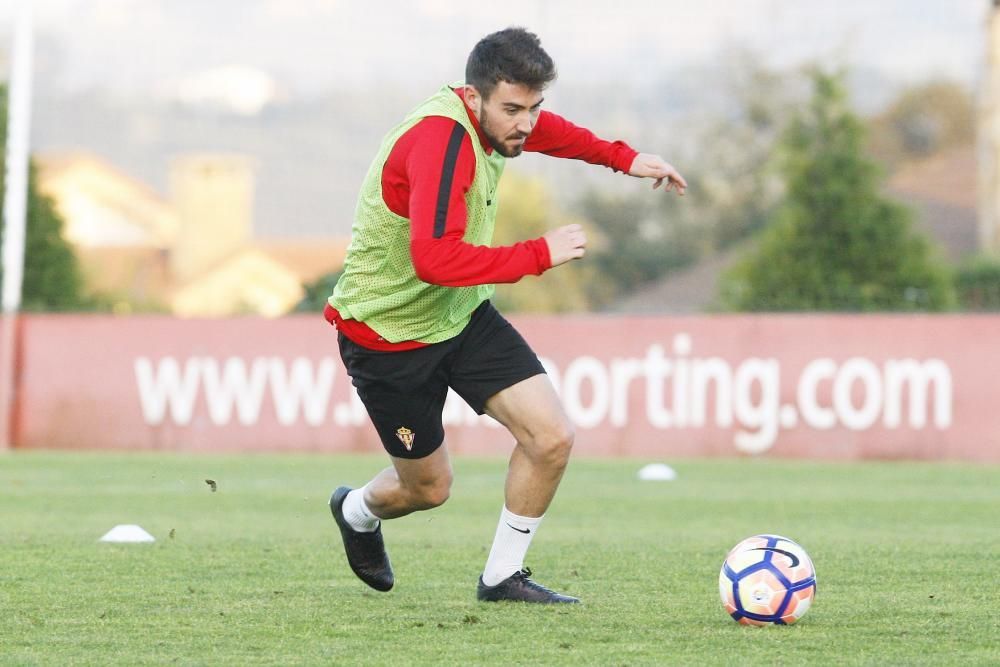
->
[[37, 152, 348, 316]]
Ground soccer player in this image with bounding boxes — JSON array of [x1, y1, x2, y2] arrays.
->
[[326, 27, 685, 604]]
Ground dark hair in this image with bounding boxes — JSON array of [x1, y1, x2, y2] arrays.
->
[[465, 27, 556, 100]]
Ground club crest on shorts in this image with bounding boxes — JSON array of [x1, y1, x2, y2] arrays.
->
[[395, 426, 415, 450]]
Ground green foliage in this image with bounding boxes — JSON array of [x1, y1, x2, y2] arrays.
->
[[720, 70, 955, 312], [18, 168, 94, 311], [2, 452, 998, 664], [294, 269, 342, 313], [954, 255, 1000, 311], [0, 84, 91, 311], [575, 188, 701, 309]]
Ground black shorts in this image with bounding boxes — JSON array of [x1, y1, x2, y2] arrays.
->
[[337, 301, 546, 459]]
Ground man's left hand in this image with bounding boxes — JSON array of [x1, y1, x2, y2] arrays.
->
[[628, 153, 687, 195]]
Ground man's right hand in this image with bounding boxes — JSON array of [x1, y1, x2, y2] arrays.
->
[[543, 224, 587, 267]]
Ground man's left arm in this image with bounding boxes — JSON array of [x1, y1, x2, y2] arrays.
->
[[628, 151, 687, 195], [525, 111, 687, 195]]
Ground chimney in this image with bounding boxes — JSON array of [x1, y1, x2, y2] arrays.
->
[[168, 154, 256, 282], [978, 2, 1000, 254]]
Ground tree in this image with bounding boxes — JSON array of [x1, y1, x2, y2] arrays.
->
[[574, 187, 701, 308], [294, 269, 342, 313], [566, 54, 796, 312], [719, 70, 955, 312], [867, 80, 974, 168], [0, 84, 90, 311], [954, 255, 1000, 311], [491, 170, 595, 313]]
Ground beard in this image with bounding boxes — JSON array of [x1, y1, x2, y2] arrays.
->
[[479, 111, 526, 158]]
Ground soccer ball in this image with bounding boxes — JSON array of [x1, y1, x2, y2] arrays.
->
[[718, 534, 817, 626]]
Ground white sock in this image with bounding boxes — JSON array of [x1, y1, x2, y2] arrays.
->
[[481, 506, 543, 587], [342, 485, 380, 532]]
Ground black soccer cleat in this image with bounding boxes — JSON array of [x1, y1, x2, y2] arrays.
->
[[329, 486, 394, 592], [476, 568, 580, 604]]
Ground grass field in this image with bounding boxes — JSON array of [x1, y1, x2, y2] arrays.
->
[[2, 451, 998, 666]]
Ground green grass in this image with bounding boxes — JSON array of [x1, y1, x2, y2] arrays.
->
[[1, 452, 998, 666]]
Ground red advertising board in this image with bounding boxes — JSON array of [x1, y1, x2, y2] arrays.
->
[[14, 313, 1000, 461]]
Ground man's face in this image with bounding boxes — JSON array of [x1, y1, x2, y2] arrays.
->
[[468, 81, 544, 158]]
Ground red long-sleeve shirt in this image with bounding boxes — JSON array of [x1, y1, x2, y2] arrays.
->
[[327, 87, 638, 350]]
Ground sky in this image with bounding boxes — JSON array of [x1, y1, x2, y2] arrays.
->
[[0, 1, 991, 240], [0, 0, 991, 96]]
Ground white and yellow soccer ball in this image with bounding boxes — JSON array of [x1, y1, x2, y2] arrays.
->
[[719, 534, 817, 626]]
